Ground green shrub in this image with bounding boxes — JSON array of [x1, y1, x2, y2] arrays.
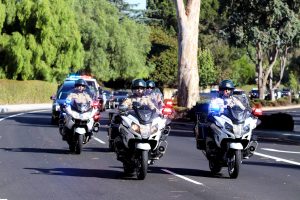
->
[[0, 79, 58, 104]]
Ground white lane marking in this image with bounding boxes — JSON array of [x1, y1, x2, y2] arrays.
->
[[161, 169, 205, 186], [254, 152, 300, 166], [261, 148, 300, 154], [92, 136, 106, 144], [28, 109, 50, 113], [0, 110, 50, 122], [171, 129, 193, 133], [0, 113, 25, 122], [283, 133, 300, 137]]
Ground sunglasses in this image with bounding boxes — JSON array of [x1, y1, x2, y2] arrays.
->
[[147, 87, 154, 89]]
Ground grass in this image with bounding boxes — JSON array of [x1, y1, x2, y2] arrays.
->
[[0, 79, 58, 104]]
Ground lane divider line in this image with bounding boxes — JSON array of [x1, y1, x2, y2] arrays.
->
[[0, 113, 25, 122], [161, 169, 205, 186], [92, 136, 106, 144], [261, 148, 300, 154], [254, 152, 300, 166], [0, 110, 49, 122]]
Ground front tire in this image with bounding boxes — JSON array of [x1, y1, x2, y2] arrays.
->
[[136, 150, 148, 180], [228, 150, 241, 179], [75, 134, 83, 154]]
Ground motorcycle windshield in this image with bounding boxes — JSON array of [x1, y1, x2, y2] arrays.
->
[[133, 104, 156, 124], [71, 101, 91, 113], [226, 105, 248, 124]]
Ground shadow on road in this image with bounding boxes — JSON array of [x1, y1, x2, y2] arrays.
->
[[23, 165, 220, 180], [0, 147, 111, 154], [243, 161, 300, 170], [24, 167, 124, 179], [2, 112, 56, 127]]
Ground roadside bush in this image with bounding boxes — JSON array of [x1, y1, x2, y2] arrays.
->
[[0, 79, 57, 104], [250, 97, 295, 107]]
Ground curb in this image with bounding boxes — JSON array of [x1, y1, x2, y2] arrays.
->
[[0, 104, 52, 114]]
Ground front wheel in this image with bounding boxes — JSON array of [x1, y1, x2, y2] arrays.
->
[[227, 149, 241, 179], [136, 150, 148, 180], [75, 134, 83, 154]]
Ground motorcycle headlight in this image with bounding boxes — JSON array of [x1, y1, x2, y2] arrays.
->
[[225, 122, 233, 132], [131, 122, 140, 134], [54, 103, 60, 111], [150, 124, 158, 134]]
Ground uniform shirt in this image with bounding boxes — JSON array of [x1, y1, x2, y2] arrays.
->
[[209, 96, 245, 114], [121, 94, 160, 113], [66, 89, 93, 104], [145, 88, 164, 109]]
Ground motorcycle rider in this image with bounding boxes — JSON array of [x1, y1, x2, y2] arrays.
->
[[196, 80, 247, 145], [66, 79, 93, 105], [121, 79, 160, 113], [209, 79, 247, 114], [59, 79, 93, 140], [206, 79, 254, 158], [110, 79, 161, 159], [145, 80, 164, 110]]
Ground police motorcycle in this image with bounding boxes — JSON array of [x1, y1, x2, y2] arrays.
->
[[194, 95, 259, 178], [59, 98, 100, 154], [108, 101, 173, 180]]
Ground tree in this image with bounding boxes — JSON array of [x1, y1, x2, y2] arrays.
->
[[73, 0, 152, 82], [0, 0, 83, 81], [147, 26, 178, 87], [223, 0, 300, 100], [0, 0, 84, 81], [174, 0, 201, 108], [198, 48, 218, 88]]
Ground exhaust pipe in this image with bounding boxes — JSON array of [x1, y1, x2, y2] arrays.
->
[[248, 141, 258, 153], [93, 122, 100, 132], [158, 140, 168, 153]]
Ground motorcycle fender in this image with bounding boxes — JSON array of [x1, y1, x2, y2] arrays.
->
[[136, 143, 151, 150], [229, 143, 243, 150], [75, 127, 86, 135]]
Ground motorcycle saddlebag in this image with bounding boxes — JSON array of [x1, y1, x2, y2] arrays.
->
[[195, 123, 209, 150]]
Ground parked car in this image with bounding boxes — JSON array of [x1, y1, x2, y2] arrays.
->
[[249, 88, 259, 99], [233, 89, 246, 96], [281, 88, 292, 97], [210, 89, 219, 98], [111, 90, 131, 108]]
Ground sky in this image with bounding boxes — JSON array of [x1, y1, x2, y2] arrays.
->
[[124, 0, 146, 10]]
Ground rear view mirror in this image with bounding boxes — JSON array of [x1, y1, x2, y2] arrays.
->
[[50, 94, 56, 100]]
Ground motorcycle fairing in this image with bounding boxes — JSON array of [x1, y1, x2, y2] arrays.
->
[[71, 101, 92, 113], [225, 105, 249, 124], [75, 127, 86, 135], [133, 105, 156, 124]]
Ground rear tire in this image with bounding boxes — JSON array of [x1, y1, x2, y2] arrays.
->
[[209, 159, 222, 175], [123, 163, 135, 176]]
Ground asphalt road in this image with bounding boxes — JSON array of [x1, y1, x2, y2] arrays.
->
[[0, 109, 299, 200]]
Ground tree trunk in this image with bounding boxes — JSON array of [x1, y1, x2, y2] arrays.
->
[[256, 42, 265, 100], [273, 46, 289, 90], [174, 0, 200, 108]]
